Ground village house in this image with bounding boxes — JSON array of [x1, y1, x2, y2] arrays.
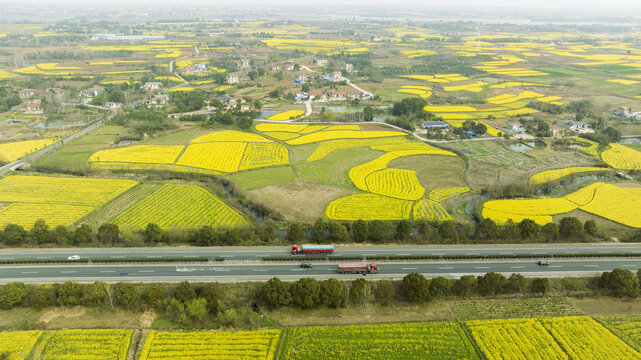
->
[[308, 91, 327, 102], [143, 82, 162, 91], [421, 121, 450, 130], [79, 88, 102, 98], [227, 74, 240, 84], [270, 64, 282, 71], [556, 119, 594, 134], [181, 64, 208, 74], [613, 106, 641, 121], [105, 102, 123, 111], [345, 63, 354, 72], [11, 102, 43, 114], [316, 59, 329, 66], [142, 95, 169, 108], [18, 89, 36, 98], [284, 62, 295, 71], [47, 87, 65, 95]]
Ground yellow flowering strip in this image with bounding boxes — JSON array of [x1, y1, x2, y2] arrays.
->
[[608, 79, 640, 85], [0, 331, 42, 359], [365, 169, 425, 200], [0, 139, 59, 162], [154, 76, 182, 82], [140, 330, 280, 360], [267, 110, 305, 121], [601, 143, 641, 170], [88, 145, 184, 165], [529, 167, 609, 185], [326, 193, 414, 221], [168, 86, 194, 92], [238, 143, 289, 170], [263, 131, 300, 141], [490, 82, 546, 88], [112, 184, 248, 229], [428, 187, 470, 201], [280, 322, 479, 359], [287, 130, 405, 146], [256, 123, 308, 133], [191, 130, 272, 143], [578, 184, 641, 228], [40, 329, 132, 360], [413, 200, 453, 221], [177, 142, 247, 172], [306, 137, 407, 162], [482, 197, 577, 225]]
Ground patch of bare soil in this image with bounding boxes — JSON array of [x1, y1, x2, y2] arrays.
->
[[39, 306, 86, 324], [139, 310, 157, 328]]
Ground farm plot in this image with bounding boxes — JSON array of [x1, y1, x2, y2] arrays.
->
[[601, 143, 641, 170], [598, 316, 641, 352], [467, 318, 568, 360], [413, 200, 453, 221], [176, 142, 247, 172], [0, 139, 59, 162], [38, 329, 132, 360], [365, 169, 425, 200], [88, 145, 184, 165], [238, 143, 289, 171], [0, 331, 42, 359], [190, 130, 272, 143], [0, 175, 137, 228], [541, 316, 641, 360], [267, 110, 305, 121], [428, 187, 471, 202], [325, 193, 413, 221], [280, 322, 480, 360], [529, 167, 609, 185], [140, 330, 281, 360], [111, 184, 248, 229], [286, 130, 405, 146], [306, 138, 407, 162]]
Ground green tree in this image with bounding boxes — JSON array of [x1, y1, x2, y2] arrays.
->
[[352, 220, 369, 243], [3, 224, 27, 245], [0, 282, 26, 309], [439, 221, 458, 243], [174, 281, 196, 303], [452, 275, 477, 298], [115, 283, 139, 311], [477, 272, 507, 297], [52, 225, 72, 245], [186, 298, 208, 322], [30, 285, 53, 310], [200, 283, 223, 315], [395, 220, 412, 241], [311, 218, 326, 242], [98, 223, 120, 245], [374, 280, 396, 305], [601, 268, 640, 298], [506, 273, 528, 294], [518, 219, 540, 239], [429, 277, 451, 299], [529, 278, 551, 295], [144, 223, 163, 243], [328, 222, 350, 243], [57, 281, 82, 306], [402, 273, 430, 303], [145, 287, 164, 310], [363, 105, 374, 122], [194, 225, 218, 246], [368, 220, 391, 243], [541, 223, 559, 242], [73, 224, 93, 245], [286, 222, 305, 244], [29, 219, 50, 244], [83, 281, 108, 307], [559, 217, 583, 239], [349, 278, 371, 306], [291, 278, 321, 309], [476, 218, 499, 240], [255, 221, 276, 243], [164, 297, 186, 323], [584, 220, 598, 236], [262, 277, 291, 308], [320, 278, 344, 308]]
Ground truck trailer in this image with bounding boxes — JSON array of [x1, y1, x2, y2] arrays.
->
[[337, 262, 378, 275], [291, 244, 334, 255]]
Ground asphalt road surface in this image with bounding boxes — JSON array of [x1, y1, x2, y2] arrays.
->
[[0, 258, 640, 283], [0, 243, 639, 261]]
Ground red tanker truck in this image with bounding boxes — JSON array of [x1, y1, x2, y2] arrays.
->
[[291, 244, 334, 255], [337, 262, 378, 275]]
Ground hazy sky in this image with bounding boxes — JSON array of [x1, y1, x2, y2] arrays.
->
[[5, 0, 641, 9]]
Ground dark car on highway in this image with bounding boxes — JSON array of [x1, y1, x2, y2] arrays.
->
[[300, 262, 313, 269], [537, 260, 550, 266]]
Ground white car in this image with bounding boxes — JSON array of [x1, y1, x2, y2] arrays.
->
[[67, 255, 81, 260]]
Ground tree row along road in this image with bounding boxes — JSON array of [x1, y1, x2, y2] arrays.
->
[[0, 259, 638, 283], [0, 244, 640, 261]]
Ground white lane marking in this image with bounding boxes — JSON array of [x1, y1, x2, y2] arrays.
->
[[111, 256, 124, 259], [402, 267, 417, 270], [61, 271, 77, 274], [397, 253, 411, 256], [510, 266, 525, 269], [622, 265, 637, 267], [214, 269, 230, 272], [0, 258, 14, 260], [183, 255, 199, 258], [466, 253, 481, 255], [100, 271, 116, 273], [252, 269, 268, 272], [475, 266, 490, 269], [290, 269, 305, 271], [439, 267, 453, 270], [37, 257, 51, 259], [21, 271, 38, 274], [138, 270, 155, 273], [584, 265, 599, 267], [549, 266, 563, 268]]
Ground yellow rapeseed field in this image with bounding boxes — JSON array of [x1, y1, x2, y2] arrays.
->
[[428, 187, 471, 202], [482, 197, 577, 225], [191, 130, 272, 143], [0, 331, 43, 359], [529, 167, 609, 185], [255, 123, 308, 133], [39, 329, 132, 360], [238, 143, 289, 171], [326, 193, 413, 221], [601, 143, 641, 170], [267, 110, 305, 121], [0, 139, 59, 162], [263, 131, 301, 141], [88, 145, 184, 165], [287, 130, 405, 146], [413, 200, 453, 221], [365, 169, 425, 200], [176, 142, 247, 172], [306, 137, 407, 162]]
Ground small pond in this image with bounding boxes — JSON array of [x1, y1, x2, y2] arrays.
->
[[507, 142, 535, 152]]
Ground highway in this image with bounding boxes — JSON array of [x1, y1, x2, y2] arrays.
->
[[0, 259, 639, 283], [0, 243, 640, 261]]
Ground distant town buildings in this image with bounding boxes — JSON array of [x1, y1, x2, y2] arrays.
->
[[143, 82, 162, 91], [227, 74, 240, 84]]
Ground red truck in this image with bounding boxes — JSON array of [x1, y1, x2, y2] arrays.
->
[[337, 262, 378, 275], [291, 244, 334, 255]]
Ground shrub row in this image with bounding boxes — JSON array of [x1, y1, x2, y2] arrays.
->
[[262, 256, 363, 262], [0, 259, 90, 265], [370, 253, 641, 261], [91, 257, 210, 263]]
